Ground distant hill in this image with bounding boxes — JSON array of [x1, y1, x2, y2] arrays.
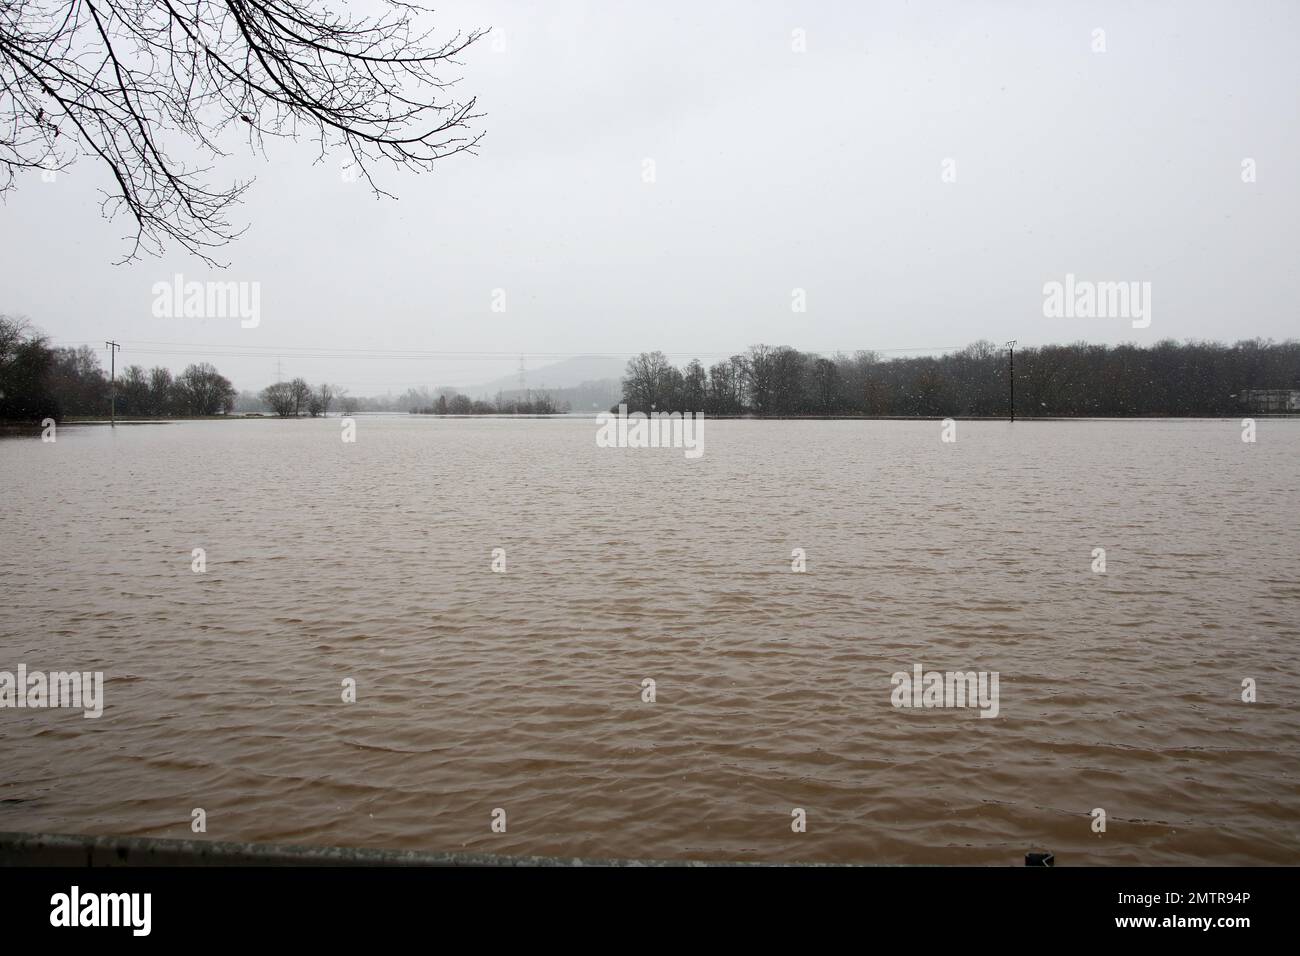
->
[[483, 380, 621, 412], [466, 354, 628, 403]]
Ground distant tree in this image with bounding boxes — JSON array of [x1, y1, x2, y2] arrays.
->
[[835, 350, 879, 412], [288, 378, 312, 416], [705, 360, 735, 415], [661, 366, 685, 411], [704, 356, 747, 415], [909, 361, 954, 416], [399, 386, 434, 411], [729, 354, 750, 408], [810, 358, 841, 414], [953, 342, 1003, 416], [0, 315, 57, 421], [147, 367, 174, 416], [177, 363, 237, 415], [47, 346, 108, 416], [863, 378, 890, 416], [316, 383, 335, 416], [622, 351, 675, 412], [682, 359, 707, 411], [744, 344, 777, 416], [119, 365, 150, 416], [261, 382, 297, 417], [770, 347, 807, 415]]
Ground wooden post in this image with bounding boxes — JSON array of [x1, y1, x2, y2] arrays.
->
[[105, 340, 120, 426], [1005, 340, 1016, 422]]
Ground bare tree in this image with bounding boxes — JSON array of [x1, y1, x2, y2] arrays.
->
[[287, 376, 310, 415], [316, 382, 334, 415], [119, 363, 149, 414], [177, 361, 236, 414], [261, 380, 294, 416], [682, 358, 706, 411], [147, 365, 173, 415], [744, 344, 776, 416], [0, 314, 57, 420], [0, 1, 485, 263], [621, 351, 674, 413], [810, 357, 840, 414]]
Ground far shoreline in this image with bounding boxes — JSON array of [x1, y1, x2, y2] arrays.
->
[[5, 413, 1296, 434]]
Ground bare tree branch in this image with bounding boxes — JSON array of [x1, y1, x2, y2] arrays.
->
[[0, 0, 485, 264]]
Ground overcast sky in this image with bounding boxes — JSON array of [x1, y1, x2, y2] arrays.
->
[[1, 0, 1297, 393]]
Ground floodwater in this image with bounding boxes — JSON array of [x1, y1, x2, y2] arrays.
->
[[1, 417, 1297, 864]]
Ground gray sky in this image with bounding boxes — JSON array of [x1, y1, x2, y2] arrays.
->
[[1, 0, 1297, 393]]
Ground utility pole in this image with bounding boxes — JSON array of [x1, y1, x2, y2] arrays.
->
[[1005, 340, 1016, 422], [105, 341, 121, 426]]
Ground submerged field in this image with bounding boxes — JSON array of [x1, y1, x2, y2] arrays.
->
[[1, 417, 1297, 864]]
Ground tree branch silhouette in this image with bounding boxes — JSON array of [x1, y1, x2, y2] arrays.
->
[[0, 0, 485, 264]]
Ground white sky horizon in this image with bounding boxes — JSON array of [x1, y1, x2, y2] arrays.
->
[[2, 0, 1297, 393]]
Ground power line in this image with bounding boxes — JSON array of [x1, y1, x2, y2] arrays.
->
[[49, 340, 966, 360]]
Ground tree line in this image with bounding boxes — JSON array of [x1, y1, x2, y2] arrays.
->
[[10, 316, 1295, 423], [1, 316, 563, 422], [259, 379, 355, 417], [409, 390, 568, 415], [1, 316, 236, 420], [620, 340, 1300, 417]]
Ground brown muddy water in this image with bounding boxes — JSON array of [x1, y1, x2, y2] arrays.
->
[[1, 417, 1297, 864]]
